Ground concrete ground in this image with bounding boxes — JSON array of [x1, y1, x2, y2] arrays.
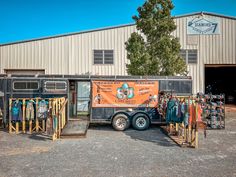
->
[[0, 107, 236, 177]]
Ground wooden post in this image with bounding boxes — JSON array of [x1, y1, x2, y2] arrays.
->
[[176, 123, 179, 132], [184, 124, 187, 142], [22, 99, 26, 133], [61, 98, 64, 128], [36, 98, 39, 132], [52, 99, 57, 140], [188, 97, 192, 144], [169, 123, 173, 134], [58, 98, 62, 138], [56, 99, 59, 138], [195, 104, 199, 148], [9, 98, 12, 133], [46, 99, 52, 135], [42, 119, 45, 132], [16, 122, 19, 134], [195, 122, 199, 148], [29, 120, 32, 134]]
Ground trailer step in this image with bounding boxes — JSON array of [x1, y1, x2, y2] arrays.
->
[[61, 119, 89, 138]]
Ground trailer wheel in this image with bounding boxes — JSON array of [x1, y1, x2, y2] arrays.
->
[[112, 114, 130, 131], [132, 113, 150, 130]]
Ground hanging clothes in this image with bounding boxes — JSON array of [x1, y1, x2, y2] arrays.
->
[[181, 101, 189, 126], [166, 98, 183, 123], [197, 104, 203, 122], [189, 103, 194, 125], [37, 100, 48, 119], [26, 100, 35, 120], [11, 100, 22, 122]]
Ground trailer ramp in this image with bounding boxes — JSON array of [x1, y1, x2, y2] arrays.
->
[[61, 118, 89, 138]]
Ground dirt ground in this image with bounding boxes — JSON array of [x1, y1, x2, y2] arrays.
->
[[0, 106, 236, 177]]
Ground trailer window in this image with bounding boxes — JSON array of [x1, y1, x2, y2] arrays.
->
[[44, 81, 67, 92], [13, 81, 39, 91]]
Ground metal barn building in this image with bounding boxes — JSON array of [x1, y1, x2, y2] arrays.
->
[[0, 12, 236, 102]]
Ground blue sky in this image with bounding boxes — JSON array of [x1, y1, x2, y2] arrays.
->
[[0, 0, 236, 44]]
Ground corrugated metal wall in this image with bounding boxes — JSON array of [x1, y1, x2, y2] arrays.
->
[[174, 14, 236, 93], [0, 25, 137, 76], [0, 14, 236, 94]]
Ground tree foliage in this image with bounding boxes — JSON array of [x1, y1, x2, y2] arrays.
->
[[125, 0, 187, 76]]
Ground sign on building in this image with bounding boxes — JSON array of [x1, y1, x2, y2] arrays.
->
[[187, 16, 220, 35], [92, 80, 158, 108]]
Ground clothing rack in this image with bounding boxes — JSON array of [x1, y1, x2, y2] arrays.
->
[[160, 95, 206, 148], [8, 97, 67, 140]]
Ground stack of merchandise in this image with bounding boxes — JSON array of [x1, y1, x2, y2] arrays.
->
[[197, 93, 225, 129]]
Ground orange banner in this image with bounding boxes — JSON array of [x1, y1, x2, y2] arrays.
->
[[92, 80, 158, 108]]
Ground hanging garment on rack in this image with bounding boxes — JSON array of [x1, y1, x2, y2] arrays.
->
[[189, 104, 193, 125], [166, 98, 183, 123], [26, 100, 35, 120], [181, 102, 189, 126], [38, 100, 48, 120], [197, 104, 203, 122], [53, 115, 58, 131], [12, 100, 22, 122]]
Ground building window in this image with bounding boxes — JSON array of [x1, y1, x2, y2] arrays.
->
[[13, 81, 39, 91], [44, 81, 67, 92], [188, 50, 198, 64], [94, 50, 114, 64], [180, 49, 198, 64], [180, 49, 187, 63]]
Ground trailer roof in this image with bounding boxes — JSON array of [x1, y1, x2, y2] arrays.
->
[[0, 74, 192, 80]]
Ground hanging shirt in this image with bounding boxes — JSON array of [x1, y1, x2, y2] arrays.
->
[[26, 100, 35, 120], [12, 101, 22, 122], [38, 100, 48, 119], [166, 98, 183, 123]]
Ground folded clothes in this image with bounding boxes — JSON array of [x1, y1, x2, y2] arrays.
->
[[204, 94, 210, 99], [217, 101, 224, 106], [210, 102, 217, 107]]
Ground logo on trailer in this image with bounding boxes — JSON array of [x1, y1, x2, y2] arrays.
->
[[117, 83, 134, 99]]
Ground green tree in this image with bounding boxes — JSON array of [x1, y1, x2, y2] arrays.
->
[[125, 0, 187, 76]]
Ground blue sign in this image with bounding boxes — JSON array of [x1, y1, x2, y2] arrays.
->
[[187, 17, 220, 35]]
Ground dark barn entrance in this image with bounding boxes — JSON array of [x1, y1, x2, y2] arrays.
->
[[205, 65, 236, 104]]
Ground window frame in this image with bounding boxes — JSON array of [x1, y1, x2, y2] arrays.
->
[[93, 50, 114, 65], [13, 81, 39, 91], [180, 49, 198, 64], [44, 81, 67, 92]]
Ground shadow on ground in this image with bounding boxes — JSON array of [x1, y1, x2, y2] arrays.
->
[[89, 124, 176, 147], [28, 133, 52, 141]]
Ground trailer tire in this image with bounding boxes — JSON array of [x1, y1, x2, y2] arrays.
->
[[112, 114, 130, 131], [132, 113, 150, 130]]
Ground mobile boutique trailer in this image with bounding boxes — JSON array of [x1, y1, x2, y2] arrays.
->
[[0, 75, 192, 131]]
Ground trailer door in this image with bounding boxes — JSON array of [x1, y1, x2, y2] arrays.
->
[[77, 82, 90, 115]]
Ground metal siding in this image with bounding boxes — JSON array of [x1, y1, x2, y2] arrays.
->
[[0, 14, 236, 94]]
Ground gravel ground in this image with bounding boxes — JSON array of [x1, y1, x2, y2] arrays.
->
[[0, 107, 236, 177]]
